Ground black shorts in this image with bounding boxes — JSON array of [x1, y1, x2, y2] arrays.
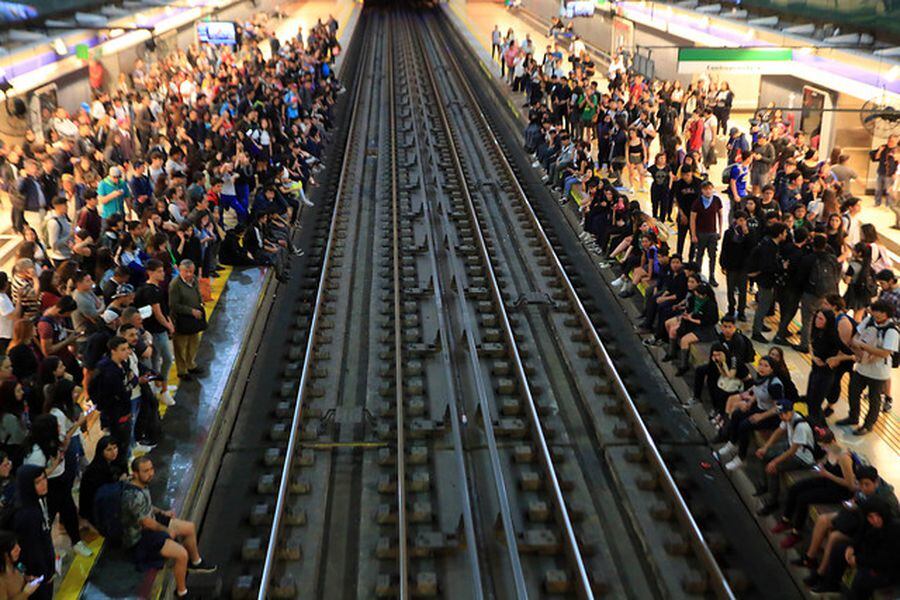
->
[[132, 514, 171, 571], [832, 508, 862, 536]]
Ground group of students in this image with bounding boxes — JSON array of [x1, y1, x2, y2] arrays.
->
[[499, 18, 900, 598], [0, 12, 343, 600]]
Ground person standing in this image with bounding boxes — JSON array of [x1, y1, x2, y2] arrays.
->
[[671, 168, 701, 259], [168, 260, 205, 381], [14, 160, 46, 235], [871, 134, 898, 207], [11, 465, 55, 600], [96, 166, 130, 220], [90, 336, 135, 460], [491, 25, 502, 61], [749, 223, 790, 342], [135, 259, 176, 405], [43, 197, 72, 268], [719, 210, 754, 320], [750, 133, 776, 195], [689, 180, 723, 287], [837, 300, 899, 435]]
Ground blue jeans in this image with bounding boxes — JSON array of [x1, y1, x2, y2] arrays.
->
[[151, 331, 174, 388]]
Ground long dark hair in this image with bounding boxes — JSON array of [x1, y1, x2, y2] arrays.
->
[[811, 309, 838, 347], [0, 530, 17, 572], [43, 377, 78, 420], [23, 414, 59, 460], [0, 381, 23, 417]]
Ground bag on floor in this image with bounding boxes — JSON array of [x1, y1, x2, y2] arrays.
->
[[93, 481, 127, 546], [134, 383, 162, 446]]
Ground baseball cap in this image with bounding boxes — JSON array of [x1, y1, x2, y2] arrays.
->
[[109, 166, 123, 178], [113, 283, 135, 298], [775, 399, 794, 414], [101, 308, 120, 323]]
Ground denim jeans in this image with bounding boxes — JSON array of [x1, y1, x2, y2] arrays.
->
[[151, 331, 174, 387]]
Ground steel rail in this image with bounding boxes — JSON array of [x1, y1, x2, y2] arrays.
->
[[414, 16, 593, 600], [435, 18, 738, 600], [386, 22, 410, 600], [393, 17, 487, 597], [256, 17, 375, 599]]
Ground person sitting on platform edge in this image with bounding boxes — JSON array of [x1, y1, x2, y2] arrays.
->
[[122, 456, 216, 599]]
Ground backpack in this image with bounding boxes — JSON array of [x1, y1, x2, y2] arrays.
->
[[721, 163, 738, 185], [39, 214, 64, 247], [792, 415, 826, 461], [869, 319, 900, 369], [808, 252, 841, 297], [93, 481, 127, 546]]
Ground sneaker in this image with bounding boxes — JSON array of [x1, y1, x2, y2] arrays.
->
[[160, 390, 176, 407], [884, 396, 893, 413], [292, 247, 305, 256], [751, 333, 769, 344], [724, 456, 743, 471], [531, 160, 541, 168], [73, 541, 94, 557], [770, 336, 791, 346], [770, 520, 791, 534], [834, 416, 857, 427], [715, 441, 737, 461], [188, 559, 218, 573], [641, 336, 659, 347], [611, 276, 625, 288], [133, 442, 156, 454], [301, 197, 315, 207]]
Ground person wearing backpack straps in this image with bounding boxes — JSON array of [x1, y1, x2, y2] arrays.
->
[[754, 400, 819, 516], [121, 456, 216, 599], [41, 197, 72, 269], [770, 429, 857, 550], [836, 299, 899, 435], [874, 269, 900, 414], [793, 234, 840, 353]]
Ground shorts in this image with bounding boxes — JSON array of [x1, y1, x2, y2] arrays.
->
[[750, 169, 770, 188], [832, 508, 862, 536], [628, 153, 644, 165], [132, 514, 172, 572]]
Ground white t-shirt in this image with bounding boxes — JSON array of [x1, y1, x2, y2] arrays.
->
[[24, 444, 65, 479], [0, 293, 14, 339], [783, 416, 815, 465], [855, 317, 900, 381]]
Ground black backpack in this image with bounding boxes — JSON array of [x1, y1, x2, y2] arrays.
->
[[93, 481, 128, 546], [808, 252, 841, 297]]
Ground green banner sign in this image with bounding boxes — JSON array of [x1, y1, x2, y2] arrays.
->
[[678, 47, 793, 62]]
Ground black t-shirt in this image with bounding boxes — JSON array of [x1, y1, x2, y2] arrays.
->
[[648, 164, 671, 188], [672, 178, 701, 216], [134, 283, 167, 334]]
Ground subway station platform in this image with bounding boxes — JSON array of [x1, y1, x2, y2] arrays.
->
[[444, 0, 899, 485]]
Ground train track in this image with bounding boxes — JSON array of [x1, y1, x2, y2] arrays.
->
[[201, 7, 800, 599]]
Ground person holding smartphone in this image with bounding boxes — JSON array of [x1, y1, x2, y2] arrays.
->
[[11, 466, 55, 600], [0, 530, 43, 598]]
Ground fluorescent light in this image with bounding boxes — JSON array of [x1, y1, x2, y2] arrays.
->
[[109, 28, 125, 38], [887, 65, 900, 82]]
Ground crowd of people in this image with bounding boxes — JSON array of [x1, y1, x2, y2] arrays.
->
[[0, 12, 342, 599], [500, 20, 900, 598]]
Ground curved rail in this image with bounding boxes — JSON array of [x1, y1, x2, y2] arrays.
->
[[414, 16, 593, 600], [256, 18, 375, 599], [434, 18, 738, 600]]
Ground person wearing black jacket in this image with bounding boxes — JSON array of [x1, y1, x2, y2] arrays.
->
[[749, 223, 790, 342], [772, 227, 811, 346], [810, 497, 900, 597], [795, 235, 841, 352], [671, 169, 701, 258], [89, 336, 135, 463], [638, 254, 685, 334], [78, 435, 124, 524], [720, 211, 754, 320], [11, 465, 55, 600]]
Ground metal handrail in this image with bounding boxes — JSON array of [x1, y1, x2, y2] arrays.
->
[[256, 15, 373, 599], [439, 20, 737, 600], [418, 15, 593, 600]]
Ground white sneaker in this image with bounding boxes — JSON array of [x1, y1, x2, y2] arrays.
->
[[160, 390, 176, 407], [715, 441, 737, 461], [611, 276, 625, 287], [73, 541, 93, 557], [724, 456, 744, 471], [302, 196, 314, 207], [133, 442, 156, 455], [532, 160, 541, 168]]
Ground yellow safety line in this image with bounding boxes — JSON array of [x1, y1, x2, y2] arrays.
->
[[56, 267, 233, 600]]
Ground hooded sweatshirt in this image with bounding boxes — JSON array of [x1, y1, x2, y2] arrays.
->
[[11, 465, 54, 579]]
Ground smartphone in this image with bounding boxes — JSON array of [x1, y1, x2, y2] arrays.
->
[[812, 465, 821, 472], [843, 500, 853, 508], [85, 406, 96, 415], [32, 575, 44, 585]]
